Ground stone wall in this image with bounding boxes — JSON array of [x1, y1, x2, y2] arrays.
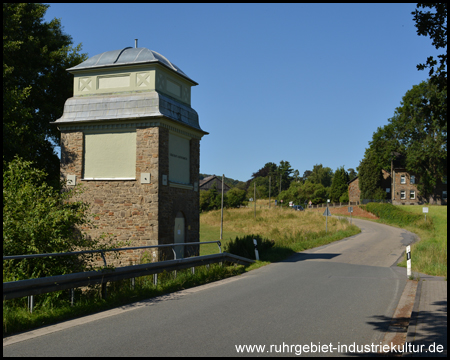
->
[[348, 178, 360, 203], [392, 170, 422, 205], [60, 125, 200, 267]]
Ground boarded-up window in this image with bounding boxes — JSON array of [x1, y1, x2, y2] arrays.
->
[[83, 131, 136, 179], [169, 133, 190, 184]]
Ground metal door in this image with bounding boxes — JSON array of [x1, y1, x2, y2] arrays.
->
[[174, 212, 185, 259]]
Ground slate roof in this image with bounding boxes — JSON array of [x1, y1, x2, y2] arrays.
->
[[68, 47, 197, 84], [53, 91, 207, 134]]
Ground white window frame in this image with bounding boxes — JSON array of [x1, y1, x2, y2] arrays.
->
[[400, 175, 406, 184], [400, 190, 406, 199], [410, 190, 415, 200]]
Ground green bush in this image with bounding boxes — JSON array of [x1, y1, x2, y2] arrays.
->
[[224, 234, 274, 260], [3, 157, 111, 282], [362, 203, 433, 229]]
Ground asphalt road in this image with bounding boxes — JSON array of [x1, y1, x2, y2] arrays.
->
[[3, 218, 416, 357]]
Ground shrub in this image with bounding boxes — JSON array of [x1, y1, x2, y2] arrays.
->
[[3, 157, 108, 282], [362, 203, 433, 229], [224, 234, 274, 260]]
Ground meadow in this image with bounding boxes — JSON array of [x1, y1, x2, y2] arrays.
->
[[378, 205, 447, 278], [200, 206, 360, 265]]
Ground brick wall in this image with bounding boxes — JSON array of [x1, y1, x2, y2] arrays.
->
[[348, 178, 360, 203], [392, 170, 422, 205], [60, 125, 200, 267]]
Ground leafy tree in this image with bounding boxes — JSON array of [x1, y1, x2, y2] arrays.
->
[[412, 3, 447, 90], [199, 184, 222, 212], [389, 80, 447, 201], [251, 162, 277, 180], [3, 3, 87, 186], [360, 80, 446, 202], [358, 149, 384, 200], [277, 160, 294, 192], [302, 170, 312, 183], [347, 168, 357, 181], [308, 164, 333, 187], [227, 188, 247, 208], [330, 166, 349, 203], [3, 157, 105, 281]]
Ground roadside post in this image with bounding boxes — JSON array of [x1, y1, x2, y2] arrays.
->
[[423, 206, 428, 222], [406, 245, 411, 277], [253, 239, 259, 260], [323, 199, 331, 233], [220, 174, 224, 240], [348, 206, 353, 224]]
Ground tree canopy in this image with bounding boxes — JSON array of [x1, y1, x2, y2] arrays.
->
[[3, 3, 87, 185], [359, 79, 447, 201], [412, 3, 447, 90]]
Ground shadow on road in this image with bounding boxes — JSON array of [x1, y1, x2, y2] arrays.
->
[[281, 252, 341, 262], [343, 299, 447, 357]]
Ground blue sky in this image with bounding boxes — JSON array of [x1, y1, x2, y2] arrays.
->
[[44, 3, 438, 182]]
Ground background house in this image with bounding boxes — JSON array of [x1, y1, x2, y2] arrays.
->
[[199, 175, 231, 194]]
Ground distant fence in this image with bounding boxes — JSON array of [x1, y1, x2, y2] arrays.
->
[[360, 199, 392, 205]]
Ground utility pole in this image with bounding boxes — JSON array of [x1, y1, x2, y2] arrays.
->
[[254, 182, 256, 218], [279, 174, 282, 207], [220, 174, 224, 240], [269, 176, 271, 209]]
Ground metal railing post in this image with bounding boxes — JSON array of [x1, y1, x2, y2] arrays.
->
[[27, 295, 34, 313]]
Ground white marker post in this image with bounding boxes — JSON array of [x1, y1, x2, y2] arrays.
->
[[406, 245, 411, 278], [253, 239, 259, 260], [423, 206, 428, 222]]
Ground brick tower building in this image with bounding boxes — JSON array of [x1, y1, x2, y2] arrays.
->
[[53, 45, 208, 265]]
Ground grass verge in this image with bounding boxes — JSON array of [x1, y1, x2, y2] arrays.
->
[[3, 264, 244, 337], [361, 204, 447, 278]]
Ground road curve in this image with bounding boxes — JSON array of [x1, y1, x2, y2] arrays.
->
[[3, 219, 417, 357]]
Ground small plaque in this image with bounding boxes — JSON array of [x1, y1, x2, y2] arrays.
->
[[423, 207, 429, 213], [348, 206, 353, 213], [67, 175, 76, 186], [140, 173, 151, 184]]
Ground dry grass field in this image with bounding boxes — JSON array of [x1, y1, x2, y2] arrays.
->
[[200, 206, 359, 256]]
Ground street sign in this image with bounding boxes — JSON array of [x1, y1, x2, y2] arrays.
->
[[348, 206, 353, 213], [323, 208, 331, 216]]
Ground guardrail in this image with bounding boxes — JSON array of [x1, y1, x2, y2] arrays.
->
[[3, 241, 254, 311]]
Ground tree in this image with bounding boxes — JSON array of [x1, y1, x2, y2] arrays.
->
[[358, 149, 384, 200], [412, 3, 447, 90], [277, 160, 294, 192], [347, 168, 357, 181], [329, 166, 349, 203], [389, 80, 447, 201], [3, 3, 87, 186], [227, 188, 247, 208], [3, 157, 105, 281], [308, 164, 333, 187], [199, 184, 222, 212]]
